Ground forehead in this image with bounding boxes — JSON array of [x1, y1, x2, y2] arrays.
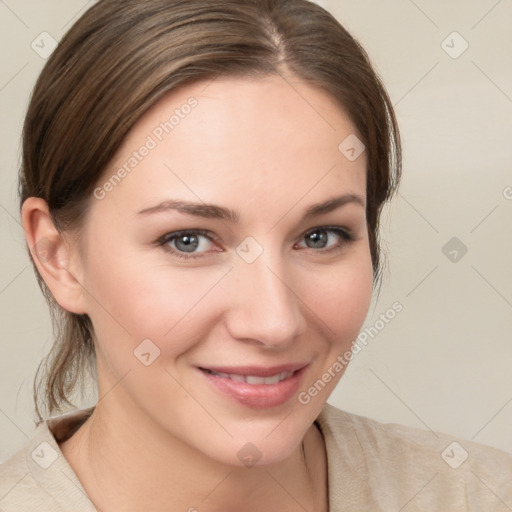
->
[[96, 73, 367, 219]]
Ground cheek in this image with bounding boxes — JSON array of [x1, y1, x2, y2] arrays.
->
[[299, 246, 374, 345], [80, 243, 221, 362]]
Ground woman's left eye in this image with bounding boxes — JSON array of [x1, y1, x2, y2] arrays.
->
[[297, 227, 355, 253], [156, 226, 355, 260]]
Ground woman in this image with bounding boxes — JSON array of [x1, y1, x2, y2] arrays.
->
[[1, 0, 511, 510]]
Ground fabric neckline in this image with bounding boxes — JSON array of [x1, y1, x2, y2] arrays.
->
[[32, 403, 338, 508]]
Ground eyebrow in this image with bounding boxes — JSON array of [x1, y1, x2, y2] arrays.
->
[[137, 193, 365, 223]]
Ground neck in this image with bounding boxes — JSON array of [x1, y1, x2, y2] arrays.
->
[[59, 397, 328, 511]]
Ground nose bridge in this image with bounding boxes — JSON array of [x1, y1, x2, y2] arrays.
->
[[227, 240, 306, 347]]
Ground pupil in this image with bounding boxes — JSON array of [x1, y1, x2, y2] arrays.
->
[[308, 230, 326, 248], [177, 234, 198, 252]]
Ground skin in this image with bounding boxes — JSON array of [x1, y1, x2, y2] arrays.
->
[[22, 72, 373, 511]]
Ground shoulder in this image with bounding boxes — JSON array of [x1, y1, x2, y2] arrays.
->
[[0, 427, 62, 511], [316, 403, 512, 511], [0, 409, 96, 511], [318, 402, 512, 467]]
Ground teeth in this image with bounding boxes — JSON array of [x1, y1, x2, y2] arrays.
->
[[246, 375, 267, 385], [208, 369, 294, 384]]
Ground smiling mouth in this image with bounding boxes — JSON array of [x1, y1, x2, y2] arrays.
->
[[198, 364, 308, 409], [201, 368, 295, 385]]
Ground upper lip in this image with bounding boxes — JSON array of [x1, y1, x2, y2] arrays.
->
[[199, 362, 308, 377]]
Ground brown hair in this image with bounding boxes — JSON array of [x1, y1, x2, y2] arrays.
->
[[19, 0, 401, 420]]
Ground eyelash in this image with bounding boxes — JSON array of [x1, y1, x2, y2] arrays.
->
[[155, 226, 356, 261]]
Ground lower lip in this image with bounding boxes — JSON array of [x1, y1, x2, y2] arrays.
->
[[199, 366, 307, 409]]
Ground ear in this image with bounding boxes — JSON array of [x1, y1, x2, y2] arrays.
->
[[21, 197, 88, 314]]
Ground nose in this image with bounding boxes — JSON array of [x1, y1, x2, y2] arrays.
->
[[224, 250, 307, 350]]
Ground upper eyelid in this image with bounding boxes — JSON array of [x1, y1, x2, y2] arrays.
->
[[159, 229, 219, 244]]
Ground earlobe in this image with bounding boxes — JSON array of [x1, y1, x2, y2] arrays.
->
[[21, 197, 88, 314]]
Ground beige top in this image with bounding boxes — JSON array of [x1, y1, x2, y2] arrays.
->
[[1, 403, 511, 511]]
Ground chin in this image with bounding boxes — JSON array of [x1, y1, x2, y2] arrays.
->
[[221, 412, 318, 468]]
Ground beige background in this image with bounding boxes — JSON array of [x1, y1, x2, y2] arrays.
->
[[1, 0, 511, 463]]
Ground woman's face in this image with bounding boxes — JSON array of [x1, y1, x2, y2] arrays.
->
[[75, 73, 373, 466]]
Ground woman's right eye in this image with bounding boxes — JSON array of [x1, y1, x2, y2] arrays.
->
[[156, 230, 219, 260]]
